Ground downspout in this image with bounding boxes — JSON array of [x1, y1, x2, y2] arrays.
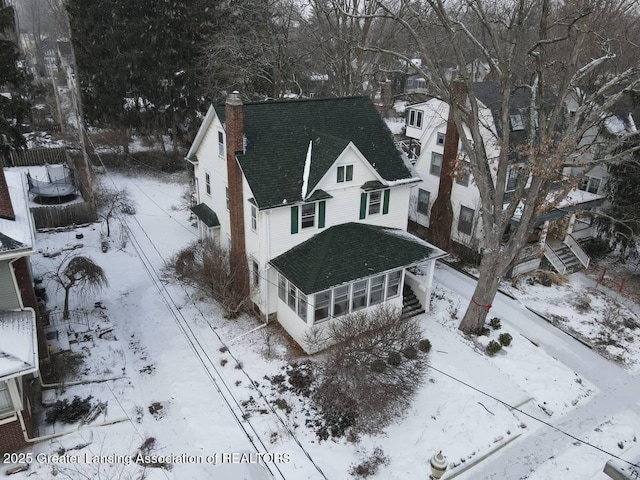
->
[[264, 210, 272, 324]]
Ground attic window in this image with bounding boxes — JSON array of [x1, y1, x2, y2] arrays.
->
[[337, 165, 353, 183], [437, 132, 445, 145], [509, 114, 525, 131], [218, 131, 224, 156], [408, 109, 423, 128]]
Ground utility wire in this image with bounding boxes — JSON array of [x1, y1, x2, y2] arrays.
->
[[82, 127, 639, 473]]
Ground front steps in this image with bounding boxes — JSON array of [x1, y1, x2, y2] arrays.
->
[[402, 284, 425, 319]]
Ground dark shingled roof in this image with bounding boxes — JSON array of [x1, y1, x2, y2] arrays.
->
[[270, 223, 442, 294], [190, 203, 219, 228], [0, 232, 25, 253], [216, 97, 412, 209], [472, 82, 557, 155]]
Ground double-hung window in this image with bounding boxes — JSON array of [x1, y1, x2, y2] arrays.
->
[[368, 191, 382, 215], [205, 173, 211, 195], [408, 109, 423, 128], [314, 290, 331, 323], [218, 131, 224, 156], [278, 274, 287, 302], [351, 280, 368, 312], [430, 152, 443, 176], [386, 271, 402, 299], [360, 189, 390, 219], [250, 205, 257, 231], [333, 285, 350, 317], [291, 201, 326, 234], [337, 165, 353, 183], [417, 189, 430, 216], [301, 203, 315, 229], [458, 206, 474, 235], [369, 275, 385, 306]]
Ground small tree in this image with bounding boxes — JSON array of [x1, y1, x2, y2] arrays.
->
[[170, 239, 252, 318], [94, 186, 136, 237], [49, 255, 108, 319]]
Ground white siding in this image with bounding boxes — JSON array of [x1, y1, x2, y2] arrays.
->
[[0, 261, 20, 310]]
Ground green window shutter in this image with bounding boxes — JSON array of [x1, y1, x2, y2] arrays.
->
[[382, 189, 390, 215], [318, 201, 326, 228], [291, 206, 299, 234], [359, 192, 367, 219]]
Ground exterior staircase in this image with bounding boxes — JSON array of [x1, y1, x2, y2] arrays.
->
[[402, 284, 425, 319], [543, 235, 591, 275]]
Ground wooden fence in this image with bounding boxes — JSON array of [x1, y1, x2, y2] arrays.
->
[[5, 147, 68, 167], [31, 202, 96, 229], [2, 147, 98, 228]]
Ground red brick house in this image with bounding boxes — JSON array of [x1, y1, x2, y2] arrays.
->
[[0, 167, 44, 454]]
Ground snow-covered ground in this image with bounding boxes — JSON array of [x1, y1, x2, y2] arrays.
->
[[2, 167, 639, 480]]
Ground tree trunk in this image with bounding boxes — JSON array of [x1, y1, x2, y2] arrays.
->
[[458, 254, 503, 334], [63, 286, 71, 319]]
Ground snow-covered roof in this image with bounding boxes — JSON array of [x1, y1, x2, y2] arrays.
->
[[512, 188, 604, 223], [0, 170, 36, 258], [0, 309, 38, 380]]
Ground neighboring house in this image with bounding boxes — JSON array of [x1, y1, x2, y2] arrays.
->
[[187, 95, 446, 353], [405, 82, 604, 276], [564, 88, 639, 197], [0, 168, 44, 454]]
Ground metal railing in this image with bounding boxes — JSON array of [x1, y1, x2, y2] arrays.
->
[[563, 233, 590, 269], [543, 244, 567, 274]]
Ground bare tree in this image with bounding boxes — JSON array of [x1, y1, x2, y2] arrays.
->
[[48, 254, 108, 319], [299, 0, 410, 97], [94, 186, 136, 237], [170, 239, 253, 318], [361, 0, 640, 334]]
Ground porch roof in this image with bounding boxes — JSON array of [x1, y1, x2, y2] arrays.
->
[[270, 222, 447, 294], [190, 203, 220, 228], [0, 309, 38, 380]]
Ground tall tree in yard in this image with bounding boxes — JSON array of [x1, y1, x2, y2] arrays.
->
[[364, 0, 640, 334], [0, 0, 31, 162]]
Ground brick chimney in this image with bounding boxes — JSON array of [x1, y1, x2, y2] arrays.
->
[[225, 92, 249, 294], [429, 78, 466, 250], [0, 167, 16, 221]]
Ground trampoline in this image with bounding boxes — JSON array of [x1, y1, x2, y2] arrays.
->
[[27, 164, 77, 203]]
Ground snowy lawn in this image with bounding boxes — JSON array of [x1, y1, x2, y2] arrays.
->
[[503, 272, 640, 372], [0, 168, 635, 480]]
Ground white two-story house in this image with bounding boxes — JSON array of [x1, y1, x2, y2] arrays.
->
[[186, 94, 446, 353], [405, 82, 604, 276]]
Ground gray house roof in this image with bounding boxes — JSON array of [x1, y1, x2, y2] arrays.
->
[[270, 222, 446, 294], [215, 97, 414, 210]]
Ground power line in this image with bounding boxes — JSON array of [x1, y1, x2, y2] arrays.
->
[[83, 129, 638, 474]]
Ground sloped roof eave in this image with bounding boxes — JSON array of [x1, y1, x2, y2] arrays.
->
[[270, 223, 446, 294]]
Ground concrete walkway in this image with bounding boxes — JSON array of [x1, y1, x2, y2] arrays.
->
[[434, 262, 640, 479]]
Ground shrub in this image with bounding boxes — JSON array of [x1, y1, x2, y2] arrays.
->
[[486, 341, 502, 356], [312, 306, 426, 439], [349, 447, 389, 478], [46, 395, 94, 424], [418, 339, 432, 353], [499, 333, 513, 347], [387, 351, 402, 366], [403, 345, 418, 359], [489, 317, 502, 330], [480, 326, 491, 336]]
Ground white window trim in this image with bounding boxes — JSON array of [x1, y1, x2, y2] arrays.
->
[[250, 204, 257, 231], [337, 164, 354, 183], [458, 205, 475, 235], [0, 381, 14, 418], [430, 152, 443, 177], [218, 131, 225, 157], [301, 203, 316, 229], [205, 172, 211, 196]]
